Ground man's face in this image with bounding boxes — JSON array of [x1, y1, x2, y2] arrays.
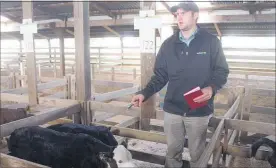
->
[[174, 8, 198, 31]]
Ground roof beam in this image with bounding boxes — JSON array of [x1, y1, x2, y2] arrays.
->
[[65, 29, 74, 36], [90, 2, 116, 19], [35, 6, 66, 21], [1, 12, 49, 39], [160, 0, 172, 14], [102, 25, 120, 37], [0, 13, 22, 23], [35, 33, 48, 39], [1, 13, 275, 33], [214, 23, 222, 37]]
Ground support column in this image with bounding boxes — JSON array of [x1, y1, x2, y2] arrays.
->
[[21, 0, 38, 105], [73, 1, 92, 125], [47, 38, 51, 62], [136, 1, 160, 131], [55, 29, 65, 77]]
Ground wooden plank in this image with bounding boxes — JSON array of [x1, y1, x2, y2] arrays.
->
[[1, 93, 29, 103], [57, 29, 65, 77], [44, 92, 65, 99], [22, 0, 38, 105], [89, 101, 140, 118], [225, 119, 276, 136], [212, 146, 222, 168], [224, 96, 241, 119], [1, 79, 66, 94], [250, 105, 275, 115], [252, 88, 276, 97], [0, 153, 50, 168], [94, 122, 167, 144], [0, 93, 79, 108], [226, 144, 273, 161], [138, 2, 158, 131], [129, 148, 205, 167], [74, 1, 91, 101], [93, 86, 139, 101], [241, 86, 252, 140], [39, 97, 79, 108], [214, 103, 229, 110], [93, 80, 133, 88], [0, 107, 28, 125], [0, 104, 81, 138], [73, 1, 91, 125], [194, 119, 225, 168], [115, 117, 139, 128]]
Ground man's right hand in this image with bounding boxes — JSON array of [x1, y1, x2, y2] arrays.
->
[[131, 94, 145, 107]]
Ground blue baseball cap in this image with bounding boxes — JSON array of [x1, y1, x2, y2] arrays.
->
[[170, 1, 199, 13]]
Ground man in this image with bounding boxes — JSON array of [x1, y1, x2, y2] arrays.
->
[[131, 1, 229, 168]]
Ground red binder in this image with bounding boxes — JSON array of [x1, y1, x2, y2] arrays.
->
[[183, 87, 207, 110]]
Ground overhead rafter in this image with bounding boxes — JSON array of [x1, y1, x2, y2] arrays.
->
[[160, 0, 173, 14], [214, 23, 222, 37], [1, 11, 49, 39], [65, 29, 74, 36], [102, 26, 120, 37], [35, 5, 67, 21], [0, 13, 22, 23], [35, 32, 48, 39], [90, 2, 116, 19]]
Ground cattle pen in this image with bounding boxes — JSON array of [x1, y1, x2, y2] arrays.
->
[[0, 1, 275, 168]]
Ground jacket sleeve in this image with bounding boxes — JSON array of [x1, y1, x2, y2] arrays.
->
[[208, 37, 230, 96], [136, 42, 169, 102]]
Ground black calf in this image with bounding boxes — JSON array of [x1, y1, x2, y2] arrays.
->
[[47, 123, 118, 147], [251, 137, 276, 168], [8, 126, 115, 168]]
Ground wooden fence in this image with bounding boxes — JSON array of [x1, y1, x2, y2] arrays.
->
[[1, 83, 275, 167], [1, 47, 275, 76]]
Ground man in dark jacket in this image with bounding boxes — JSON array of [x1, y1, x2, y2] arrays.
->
[[131, 1, 229, 168]]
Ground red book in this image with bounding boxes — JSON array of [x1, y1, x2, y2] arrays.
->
[[183, 87, 207, 110]]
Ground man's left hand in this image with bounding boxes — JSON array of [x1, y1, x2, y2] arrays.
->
[[193, 86, 213, 103]]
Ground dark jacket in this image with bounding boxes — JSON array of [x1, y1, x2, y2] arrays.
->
[[136, 27, 229, 117]]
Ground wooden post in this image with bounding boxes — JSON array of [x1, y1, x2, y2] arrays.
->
[[66, 75, 71, 99], [19, 62, 25, 87], [120, 37, 123, 69], [21, 0, 38, 105], [111, 67, 115, 81], [91, 65, 95, 80], [54, 49, 57, 77], [240, 85, 252, 142], [73, 1, 92, 125], [56, 29, 65, 77], [48, 38, 51, 62], [38, 64, 41, 77], [98, 48, 101, 72], [136, 1, 159, 130], [133, 68, 136, 80]]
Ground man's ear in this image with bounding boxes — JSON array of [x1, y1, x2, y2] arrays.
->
[[193, 12, 199, 22]]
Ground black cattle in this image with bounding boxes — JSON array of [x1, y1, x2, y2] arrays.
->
[[47, 123, 118, 147], [7, 126, 116, 168], [251, 137, 276, 168]]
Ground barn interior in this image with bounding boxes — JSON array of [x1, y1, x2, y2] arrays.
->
[[0, 1, 275, 168]]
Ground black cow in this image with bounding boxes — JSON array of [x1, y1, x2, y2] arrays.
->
[[47, 123, 118, 147], [251, 137, 276, 168], [8, 126, 116, 168]]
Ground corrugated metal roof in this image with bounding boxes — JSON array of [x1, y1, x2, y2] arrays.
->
[[0, 1, 275, 38]]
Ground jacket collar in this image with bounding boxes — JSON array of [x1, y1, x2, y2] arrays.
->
[[174, 24, 203, 44]]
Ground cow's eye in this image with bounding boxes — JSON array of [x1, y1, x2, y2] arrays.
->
[[119, 160, 122, 163]]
